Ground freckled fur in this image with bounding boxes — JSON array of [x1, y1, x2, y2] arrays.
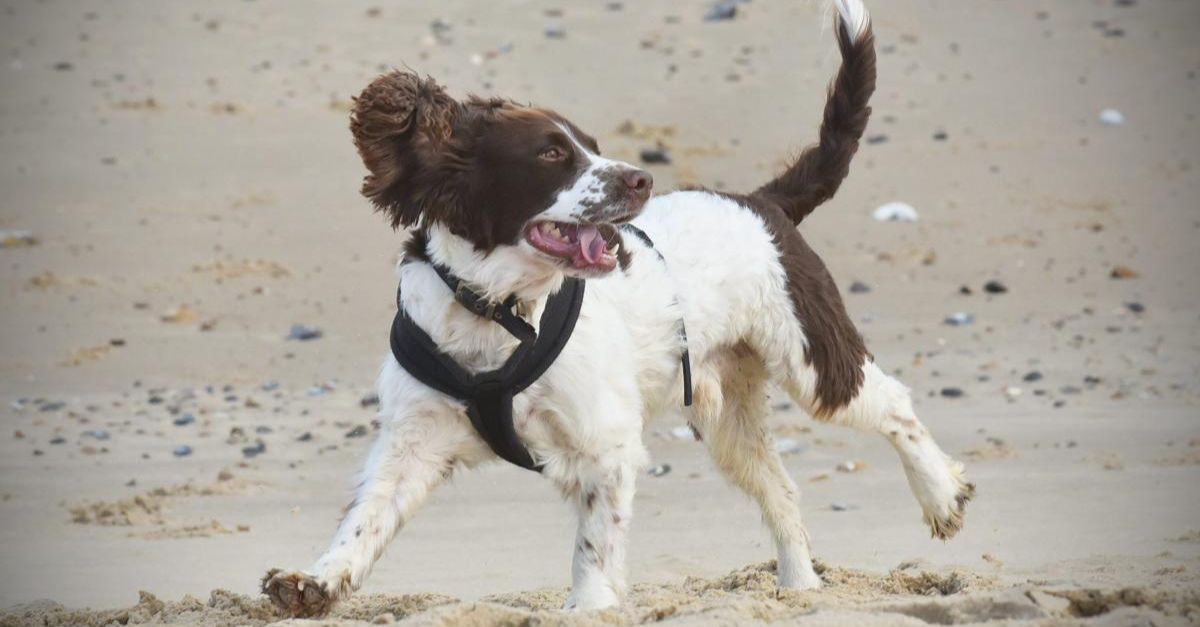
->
[[265, 0, 974, 618]]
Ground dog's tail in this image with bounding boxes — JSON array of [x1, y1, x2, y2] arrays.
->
[[753, 0, 876, 225]]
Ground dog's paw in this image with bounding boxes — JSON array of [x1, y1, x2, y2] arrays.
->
[[261, 568, 334, 619], [923, 476, 975, 540]]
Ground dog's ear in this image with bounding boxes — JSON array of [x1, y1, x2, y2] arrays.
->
[[350, 71, 461, 228]]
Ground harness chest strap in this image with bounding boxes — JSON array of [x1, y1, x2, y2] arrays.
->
[[389, 233, 693, 472]]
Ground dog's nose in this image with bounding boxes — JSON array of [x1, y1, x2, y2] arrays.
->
[[622, 169, 653, 198]]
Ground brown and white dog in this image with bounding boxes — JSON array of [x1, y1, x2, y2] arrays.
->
[[263, 0, 973, 617]]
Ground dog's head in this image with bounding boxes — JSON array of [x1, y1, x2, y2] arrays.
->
[[351, 71, 652, 276]]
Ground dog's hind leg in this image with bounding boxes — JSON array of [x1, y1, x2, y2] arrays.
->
[[691, 343, 822, 590], [262, 398, 484, 618], [786, 360, 975, 539]]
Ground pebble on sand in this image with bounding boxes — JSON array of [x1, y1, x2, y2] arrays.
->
[[945, 312, 975, 326], [1098, 108, 1126, 126], [983, 280, 1008, 294], [872, 202, 919, 223], [288, 324, 323, 341], [648, 463, 672, 477], [639, 147, 671, 164], [1110, 265, 1139, 279], [173, 445, 193, 457], [704, 0, 740, 21], [849, 281, 871, 294], [941, 387, 965, 398]]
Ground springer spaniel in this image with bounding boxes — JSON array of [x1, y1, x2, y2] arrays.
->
[[263, 0, 974, 616]]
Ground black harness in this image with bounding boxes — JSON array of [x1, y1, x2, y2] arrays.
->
[[389, 226, 692, 472]]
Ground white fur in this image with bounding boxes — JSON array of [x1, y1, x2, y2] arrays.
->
[[272, 0, 971, 612], [834, 0, 870, 42], [281, 187, 970, 609]]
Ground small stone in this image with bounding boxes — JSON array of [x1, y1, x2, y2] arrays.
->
[[639, 147, 671, 164], [835, 459, 866, 473], [1003, 386, 1022, 401], [983, 280, 1008, 294], [669, 425, 695, 440], [648, 463, 672, 477], [217, 469, 235, 482], [345, 425, 369, 438], [932, 130, 949, 141], [544, 26, 566, 39], [848, 281, 871, 294], [173, 445, 193, 457], [83, 430, 110, 441], [1023, 371, 1043, 382], [959, 285, 973, 295], [1060, 385, 1082, 395], [944, 312, 975, 326], [1125, 302, 1145, 314], [871, 201, 919, 222], [1110, 265, 1139, 279], [287, 324, 323, 341], [242, 441, 266, 458], [704, 0, 739, 21], [297, 432, 313, 442], [360, 392, 380, 408], [53, 61, 74, 71], [774, 437, 808, 456], [830, 502, 852, 512], [866, 134, 889, 145], [940, 387, 965, 398], [1099, 108, 1125, 126], [173, 413, 195, 427], [50, 437, 66, 445]]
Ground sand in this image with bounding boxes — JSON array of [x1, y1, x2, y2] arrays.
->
[[1, 0, 1198, 625]]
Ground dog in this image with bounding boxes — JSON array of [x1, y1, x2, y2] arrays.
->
[[263, 0, 973, 617]]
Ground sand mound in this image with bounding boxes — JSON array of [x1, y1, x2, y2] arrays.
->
[[2, 562, 1194, 627]]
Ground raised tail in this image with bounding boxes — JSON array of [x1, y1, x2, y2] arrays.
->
[[753, 0, 876, 225]]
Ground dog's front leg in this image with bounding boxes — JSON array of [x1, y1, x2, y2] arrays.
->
[[559, 436, 646, 610], [263, 400, 480, 618]]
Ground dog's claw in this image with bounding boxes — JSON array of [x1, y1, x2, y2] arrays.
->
[[261, 568, 333, 618]]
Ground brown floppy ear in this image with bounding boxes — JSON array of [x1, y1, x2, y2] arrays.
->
[[350, 71, 461, 228]]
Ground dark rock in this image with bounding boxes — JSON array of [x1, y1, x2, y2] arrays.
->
[[360, 392, 380, 408], [932, 130, 949, 141], [173, 445, 193, 457], [50, 437, 66, 445], [983, 280, 1008, 294], [639, 147, 671, 164], [297, 432, 313, 442], [1125, 302, 1145, 314], [940, 387, 965, 398], [345, 425, 369, 438], [648, 463, 671, 477], [849, 280, 871, 294], [242, 441, 266, 458], [544, 26, 566, 39], [866, 134, 889, 145], [1023, 371, 1044, 382], [959, 285, 973, 295], [704, 0, 739, 21], [288, 324, 323, 341], [173, 413, 195, 427]]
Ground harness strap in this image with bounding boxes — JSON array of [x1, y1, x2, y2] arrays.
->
[[390, 275, 585, 472], [620, 225, 694, 407], [432, 263, 536, 343]]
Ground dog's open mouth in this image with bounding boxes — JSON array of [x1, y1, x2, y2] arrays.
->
[[525, 221, 621, 272]]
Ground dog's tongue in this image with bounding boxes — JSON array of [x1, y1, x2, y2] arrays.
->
[[577, 225, 605, 265]]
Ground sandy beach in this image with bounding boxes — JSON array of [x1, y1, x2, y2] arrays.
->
[[1, 0, 1198, 624]]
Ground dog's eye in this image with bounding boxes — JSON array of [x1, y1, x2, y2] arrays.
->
[[539, 146, 567, 161]]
